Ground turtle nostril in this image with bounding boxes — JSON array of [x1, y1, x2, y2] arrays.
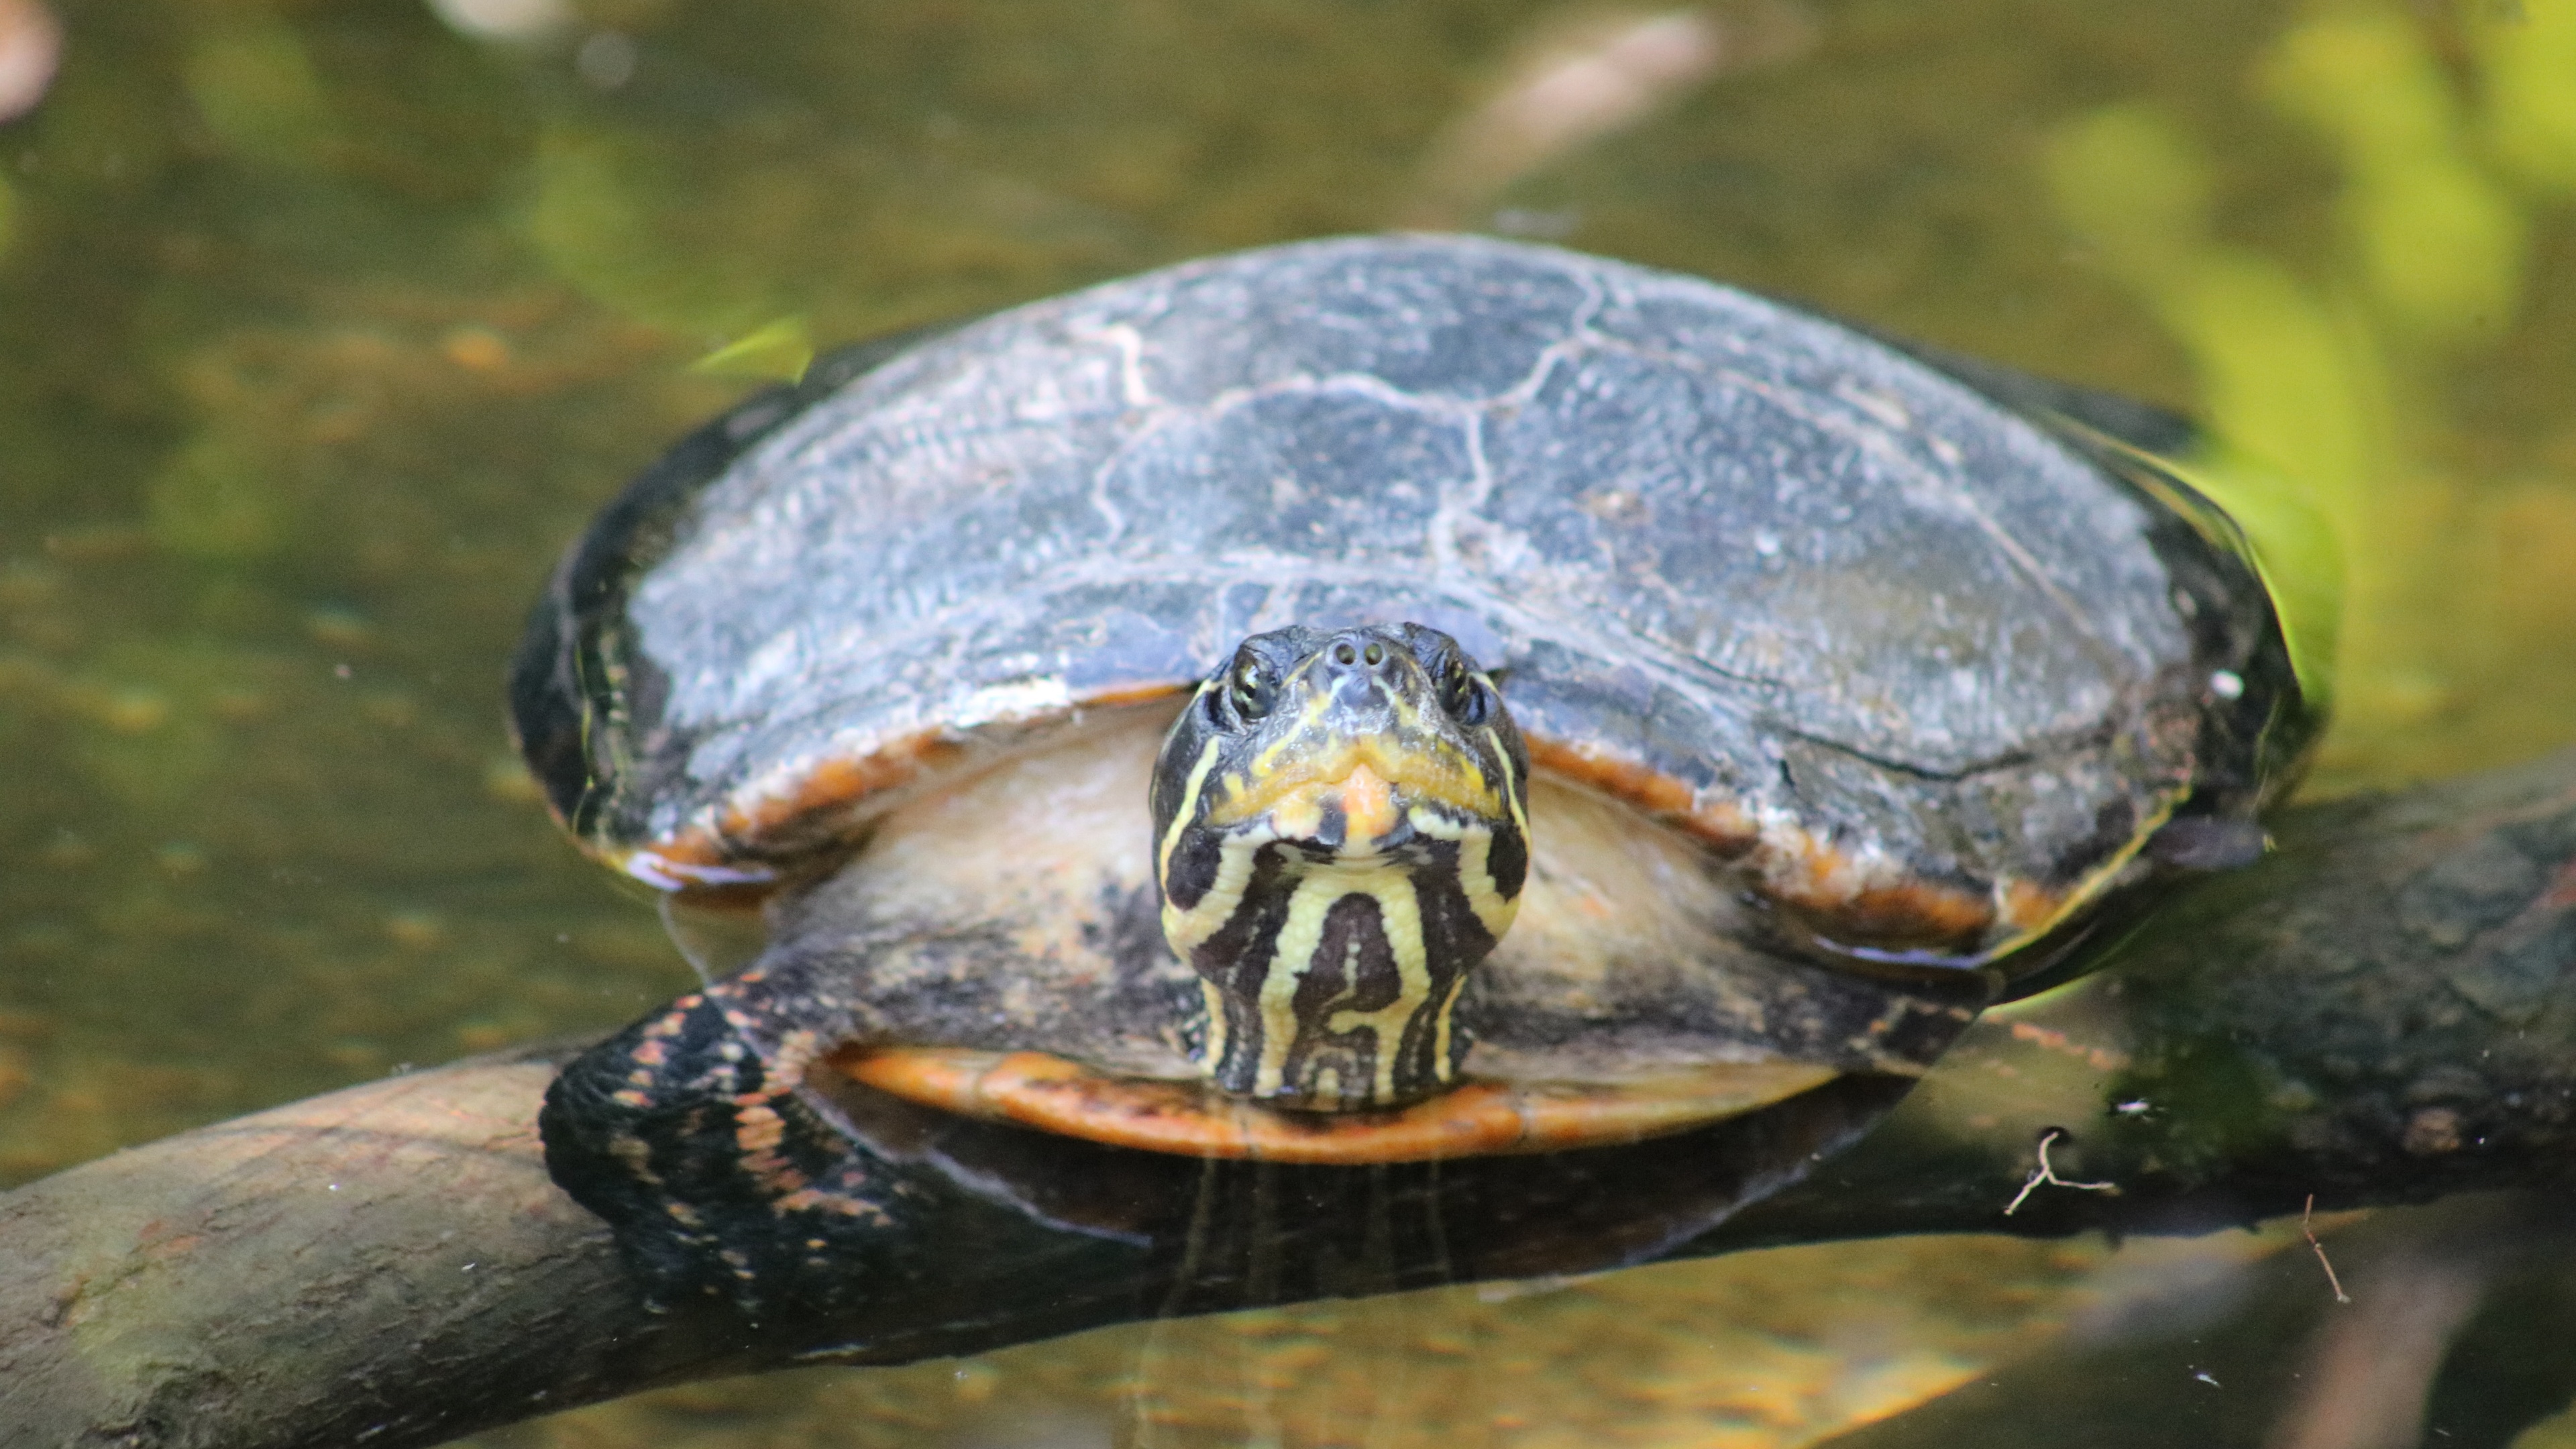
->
[[1363, 643, 1385, 666], [1334, 643, 1357, 665]]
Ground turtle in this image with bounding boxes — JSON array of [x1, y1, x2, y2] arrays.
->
[[517, 234, 2314, 1302]]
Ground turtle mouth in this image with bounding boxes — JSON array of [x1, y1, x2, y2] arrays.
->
[[1201, 686, 1504, 834], [1227, 759, 1498, 860]]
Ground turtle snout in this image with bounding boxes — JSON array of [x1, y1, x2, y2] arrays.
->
[[1316, 629, 1409, 706]]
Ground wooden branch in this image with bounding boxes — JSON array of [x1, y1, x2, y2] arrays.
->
[[1700, 745, 2576, 1252], [0, 1045, 767, 1448], [4, 751, 2571, 1449]]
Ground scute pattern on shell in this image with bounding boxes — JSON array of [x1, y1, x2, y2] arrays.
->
[[515, 234, 2303, 959]]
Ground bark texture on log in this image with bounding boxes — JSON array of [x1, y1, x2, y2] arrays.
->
[[3, 751, 2571, 1449], [0, 1050, 767, 1449]]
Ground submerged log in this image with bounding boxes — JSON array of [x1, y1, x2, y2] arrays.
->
[[3, 750, 2571, 1449]]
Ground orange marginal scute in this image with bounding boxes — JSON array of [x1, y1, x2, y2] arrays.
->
[[1521, 736, 1756, 853], [712, 731, 971, 847], [1761, 828, 1996, 950], [626, 686, 1191, 874], [1519, 735, 2002, 953], [1996, 876, 2077, 936], [1078, 682, 1193, 711]]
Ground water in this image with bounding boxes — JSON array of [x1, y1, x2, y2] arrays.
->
[[3, 0, 2572, 1444]]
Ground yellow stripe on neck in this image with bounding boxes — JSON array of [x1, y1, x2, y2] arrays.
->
[[1251, 859, 1434, 1102]]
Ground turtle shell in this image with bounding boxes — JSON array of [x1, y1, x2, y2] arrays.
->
[[511, 233, 2310, 969]]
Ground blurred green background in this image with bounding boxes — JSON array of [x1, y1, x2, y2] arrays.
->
[[2, 0, 2572, 1444]]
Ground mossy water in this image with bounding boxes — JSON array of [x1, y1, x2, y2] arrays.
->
[[2, 1, 2571, 1446]]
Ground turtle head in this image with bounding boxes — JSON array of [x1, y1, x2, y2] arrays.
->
[[1150, 623, 1530, 1112]]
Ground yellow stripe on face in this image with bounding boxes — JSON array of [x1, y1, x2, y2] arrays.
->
[[1156, 727, 1224, 888], [1163, 825, 1273, 955], [1405, 806, 1518, 941], [1246, 681, 1336, 783], [1156, 726, 1259, 957], [1483, 722, 1527, 839]]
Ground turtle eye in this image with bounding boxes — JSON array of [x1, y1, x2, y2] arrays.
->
[[1228, 651, 1277, 722]]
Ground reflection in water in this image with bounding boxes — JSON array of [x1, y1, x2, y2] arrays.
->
[[2272, 1245, 2489, 1449], [658, 893, 767, 987], [463, 1228, 2296, 1449], [1, 0, 2571, 1445]]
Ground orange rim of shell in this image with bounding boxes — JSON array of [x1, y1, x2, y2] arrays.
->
[[602, 684, 1196, 893], [608, 715, 2140, 962], [831, 1045, 1846, 1164]]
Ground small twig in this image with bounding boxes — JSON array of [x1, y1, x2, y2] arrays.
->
[[2302, 1193, 2354, 1304], [2002, 1128, 2119, 1216]]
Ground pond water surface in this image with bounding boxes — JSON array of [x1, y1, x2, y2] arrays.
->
[[3, 1, 2573, 1446]]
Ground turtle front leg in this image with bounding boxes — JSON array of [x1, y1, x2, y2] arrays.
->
[[543, 955, 1187, 1330], [541, 977, 916, 1316]]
